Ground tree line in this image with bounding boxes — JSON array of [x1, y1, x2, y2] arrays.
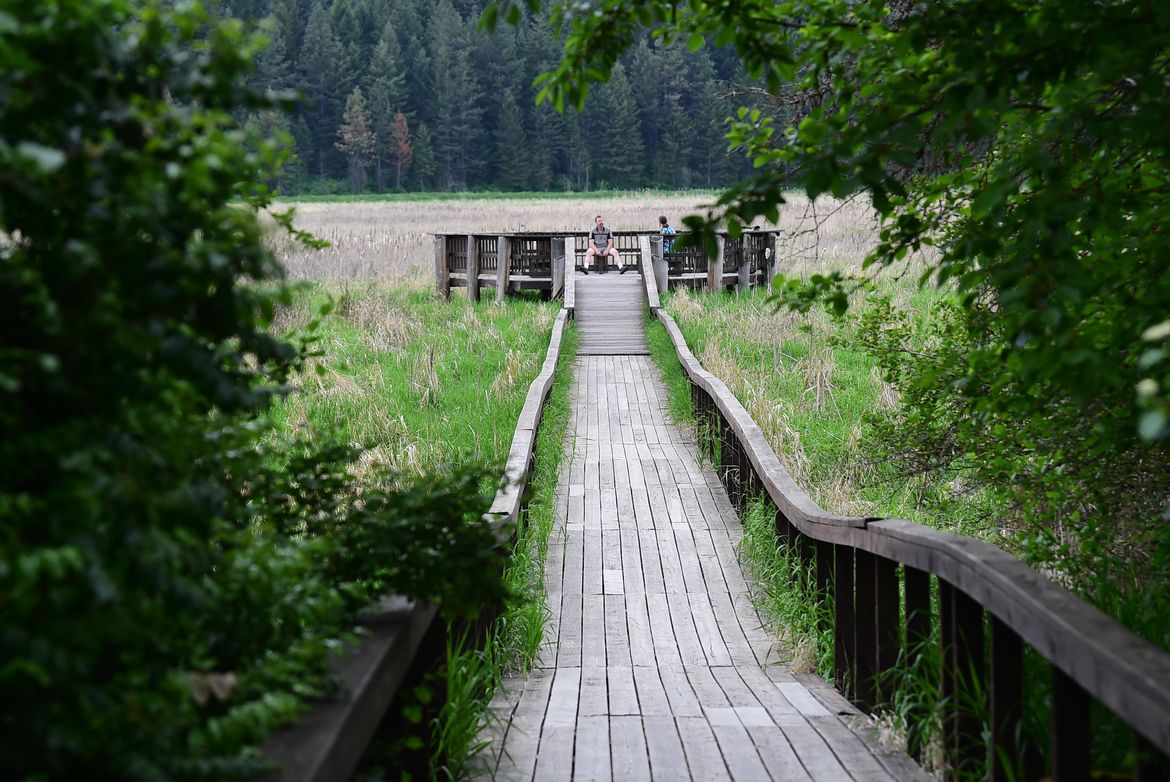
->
[[214, 0, 749, 194]]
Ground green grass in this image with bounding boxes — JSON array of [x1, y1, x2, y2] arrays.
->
[[269, 282, 558, 478], [662, 284, 972, 524], [656, 283, 1170, 780], [645, 312, 697, 427], [268, 281, 565, 778], [429, 320, 579, 780]]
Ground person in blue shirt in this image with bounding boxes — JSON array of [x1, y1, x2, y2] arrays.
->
[[659, 215, 677, 253]]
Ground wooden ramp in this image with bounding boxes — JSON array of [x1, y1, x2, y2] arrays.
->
[[473, 287, 926, 780], [574, 274, 649, 356]]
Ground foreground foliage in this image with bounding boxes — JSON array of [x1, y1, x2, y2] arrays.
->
[[0, 3, 505, 778]]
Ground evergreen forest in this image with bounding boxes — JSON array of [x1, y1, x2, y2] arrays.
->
[[215, 0, 750, 194]]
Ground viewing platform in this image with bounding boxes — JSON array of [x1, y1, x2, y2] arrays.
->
[[433, 230, 779, 301]]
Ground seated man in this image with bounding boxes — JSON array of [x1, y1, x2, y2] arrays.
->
[[583, 214, 622, 273]]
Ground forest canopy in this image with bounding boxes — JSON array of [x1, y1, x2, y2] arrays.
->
[[212, 0, 754, 193]]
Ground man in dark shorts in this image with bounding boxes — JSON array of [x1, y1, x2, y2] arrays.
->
[[583, 214, 622, 273]]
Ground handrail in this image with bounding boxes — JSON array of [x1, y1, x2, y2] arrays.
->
[[655, 308, 1170, 774], [638, 235, 659, 312], [562, 237, 575, 314], [264, 307, 572, 781]]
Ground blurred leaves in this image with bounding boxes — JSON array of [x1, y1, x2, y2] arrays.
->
[[0, 1, 506, 778]]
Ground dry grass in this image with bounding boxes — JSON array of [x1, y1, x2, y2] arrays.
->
[[263, 192, 927, 284], [266, 194, 721, 281]]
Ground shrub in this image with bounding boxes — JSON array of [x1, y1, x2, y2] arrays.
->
[[0, 2, 505, 778]]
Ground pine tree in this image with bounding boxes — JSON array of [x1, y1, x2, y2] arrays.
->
[[367, 21, 405, 191], [587, 64, 643, 188], [428, 0, 483, 190], [389, 112, 412, 190], [298, 0, 343, 178], [411, 122, 438, 190], [336, 87, 376, 192], [492, 91, 529, 190]]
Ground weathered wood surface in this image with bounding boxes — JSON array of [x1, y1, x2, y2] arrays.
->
[[474, 349, 924, 780], [638, 235, 660, 312], [655, 309, 1170, 760], [575, 275, 649, 356]]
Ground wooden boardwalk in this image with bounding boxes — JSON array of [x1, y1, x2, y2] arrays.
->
[[574, 274, 649, 356], [475, 278, 925, 781]]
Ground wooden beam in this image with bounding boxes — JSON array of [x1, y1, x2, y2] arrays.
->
[[467, 233, 479, 303], [639, 234, 659, 311], [434, 234, 449, 300], [551, 240, 565, 298], [707, 234, 724, 293], [563, 237, 576, 313], [650, 234, 668, 294], [496, 235, 510, 302]]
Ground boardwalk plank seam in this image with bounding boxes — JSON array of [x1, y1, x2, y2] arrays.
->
[[476, 278, 923, 781]]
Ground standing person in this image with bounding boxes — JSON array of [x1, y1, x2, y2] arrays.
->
[[584, 214, 622, 273], [659, 215, 677, 252]]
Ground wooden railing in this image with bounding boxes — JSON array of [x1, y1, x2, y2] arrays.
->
[[651, 307, 1170, 781], [434, 233, 567, 302], [435, 230, 780, 300], [263, 304, 573, 781]]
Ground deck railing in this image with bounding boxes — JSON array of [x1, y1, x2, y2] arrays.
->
[[646, 297, 1170, 781], [435, 230, 779, 300]]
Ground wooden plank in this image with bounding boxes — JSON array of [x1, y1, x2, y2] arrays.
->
[[707, 234, 724, 293], [608, 665, 640, 716], [712, 724, 772, 781], [676, 716, 730, 779], [610, 716, 652, 781], [466, 233, 479, 302], [604, 594, 633, 667], [639, 234, 660, 311], [643, 715, 689, 781], [434, 234, 450, 299], [496, 234, 510, 301], [578, 665, 608, 716], [582, 593, 606, 667], [632, 666, 673, 715]]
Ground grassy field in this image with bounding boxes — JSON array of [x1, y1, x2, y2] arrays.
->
[[268, 282, 557, 477], [264, 191, 902, 285], [265, 271, 579, 778]]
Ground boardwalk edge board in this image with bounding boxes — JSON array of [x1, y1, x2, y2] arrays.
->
[[264, 307, 573, 781], [655, 308, 1170, 761]]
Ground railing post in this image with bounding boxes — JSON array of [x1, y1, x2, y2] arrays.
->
[[466, 233, 479, 303], [1051, 667, 1090, 782], [496, 235, 510, 302], [563, 237, 575, 312], [434, 234, 450, 300], [874, 556, 899, 705], [854, 549, 878, 710], [941, 582, 985, 780], [815, 540, 833, 637], [835, 545, 856, 698], [990, 614, 1023, 782], [707, 234, 724, 293], [551, 239, 565, 299], [766, 231, 780, 288], [904, 566, 932, 761], [737, 245, 751, 292], [650, 235, 668, 294]]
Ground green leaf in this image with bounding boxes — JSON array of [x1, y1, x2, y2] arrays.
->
[[687, 32, 704, 52]]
